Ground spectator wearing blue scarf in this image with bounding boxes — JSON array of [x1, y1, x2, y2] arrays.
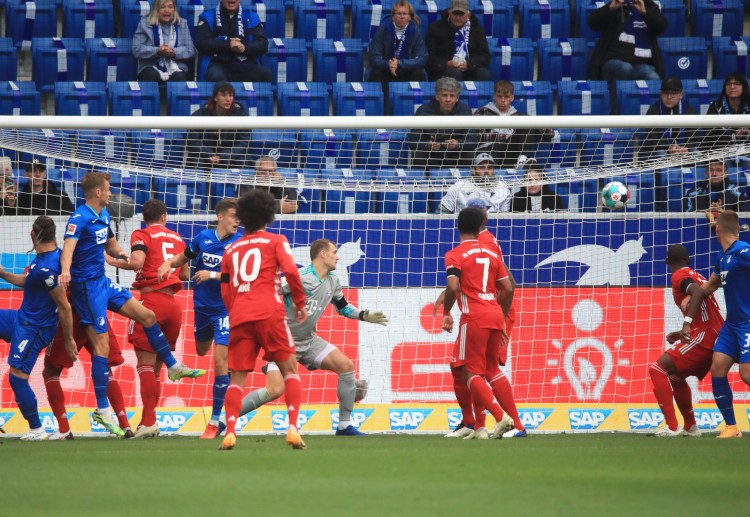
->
[[369, 1, 428, 85], [643, 77, 698, 160], [132, 0, 194, 83], [705, 73, 750, 149]]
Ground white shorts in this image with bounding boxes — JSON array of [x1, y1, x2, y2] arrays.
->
[[266, 335, 338, 372]]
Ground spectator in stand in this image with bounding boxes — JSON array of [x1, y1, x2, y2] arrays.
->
[[511, 158, 566, 212], [408, 77, 477, 170], [186, 82, 251, 170], [132, 0, 195, 83], [683, 159, 748, 213], [195, 0, 272, 83], [475, 80, 555, 168], [642, 77, 698, 160], [1, 156, 13, 182], [368, 1, 428, 87], [440, 152, 511, 213], [1, 177, 17, 216], [238, 156, 299, 214], [587, 0, 667, 113], [17, 160, 74, 216], [705, 73, 750, 149], [425, 0, 491, 82]]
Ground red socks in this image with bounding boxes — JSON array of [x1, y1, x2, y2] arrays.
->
[[44, 376, 69, 434], [468, 375, 504, 422], [451, 366, 475, 427], [137, 364, 158, 427], [489, 371, 523, 430], [649, 362, 679, 430], [284, 374, 302, 429], [107, 377, 130, 430], [224, 384, 243, 436], [669, 374, 696, 429]]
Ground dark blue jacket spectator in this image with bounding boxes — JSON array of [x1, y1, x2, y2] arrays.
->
[[368, 1, 428, 84]]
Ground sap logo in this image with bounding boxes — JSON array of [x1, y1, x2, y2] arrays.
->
[[695, 409, 724, 430], [519, 409, 554, 430], [0, 412, 15, 427], [95, 228, 109, 245], [678, 57, 690, 70], [38, 411, 72, 431], [388, 409, 433, 431], [89, 410, 138, 433], [446, 408, 463, 429], [568, 409, 613, 430], [156, 411, 195, 433], [271, 410, 316, 431], [202, 253, 222, 267], [235, 411, 258, 432], [628, 409, 665, 430], [330, 409, 374, 430]]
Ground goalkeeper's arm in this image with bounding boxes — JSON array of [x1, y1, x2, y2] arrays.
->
[[333, 296, 388, 326]]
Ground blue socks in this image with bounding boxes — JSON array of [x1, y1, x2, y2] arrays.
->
[[144, 323, 177, 368], [211, 374, 230, 422], [9, 373, 41, 429], [91, 355, 110, 410], [712, 376, 736, 426]]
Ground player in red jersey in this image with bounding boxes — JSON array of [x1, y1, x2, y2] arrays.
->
[[442, 207, 526, 439], [127, 199, 189, 439], [649, 244, 725, 437], [219, 189, 308, 451]]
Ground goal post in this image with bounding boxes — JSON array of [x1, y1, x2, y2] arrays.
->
[[0, 113, 749, 435]]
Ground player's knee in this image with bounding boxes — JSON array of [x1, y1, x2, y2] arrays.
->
[[42, 365, 60, 379], [195, 343, 210, 356], [336, 357, 355, 374], [739, 368, 750, 386], [140, 309, 157, 327], [267, 383, 284, 399]]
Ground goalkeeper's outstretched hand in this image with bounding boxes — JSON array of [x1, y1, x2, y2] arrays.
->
[[362, 310, 389, 326]]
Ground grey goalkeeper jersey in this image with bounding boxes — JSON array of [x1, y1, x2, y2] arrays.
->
[[282, 265, 361, 352]]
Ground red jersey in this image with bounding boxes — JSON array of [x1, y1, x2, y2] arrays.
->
[[478, 228, 503, 258], [445, 239, 508, 328], [131, 224, 186, 291], [671, 267, 724, 334], [220, 230, 305, 327]]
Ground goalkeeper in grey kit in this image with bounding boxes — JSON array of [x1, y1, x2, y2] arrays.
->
[[224, 238, 388, 436]]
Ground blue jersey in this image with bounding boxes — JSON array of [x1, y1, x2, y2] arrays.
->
[[18, 248, 62, 328], [64, 204, 114, 281], [185, 228, 242, 315], [714, 239, 750, 324]]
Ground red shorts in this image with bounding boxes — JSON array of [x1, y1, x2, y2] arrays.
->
[[499, 308, 516, 366], [45, 312, 123, 370], [451, 319, 503, 377], [666, 328, 718, 380], [228, 318, 295, 372], [128, 291, 182, 353]]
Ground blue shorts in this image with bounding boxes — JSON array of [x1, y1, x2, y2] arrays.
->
[[71, 277, 132, 334], [714, 321, 750, 364], [194, 312, 230, 346], [0, 310, 56, 375]]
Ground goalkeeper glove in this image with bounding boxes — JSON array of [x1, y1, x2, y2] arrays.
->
[[360, 310, 389, 326]]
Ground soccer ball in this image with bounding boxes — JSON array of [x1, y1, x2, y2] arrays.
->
[[600, 181, 630, 210]]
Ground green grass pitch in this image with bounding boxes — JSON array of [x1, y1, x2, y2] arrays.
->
[[2, 433, 747, 516]]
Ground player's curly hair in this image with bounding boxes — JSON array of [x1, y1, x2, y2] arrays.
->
[[457, 207, 484, 235], [32, 215, 56, 245], [237, 189, 276, 232]]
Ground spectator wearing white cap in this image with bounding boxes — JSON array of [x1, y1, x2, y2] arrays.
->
[[440, 152, 511, 213]]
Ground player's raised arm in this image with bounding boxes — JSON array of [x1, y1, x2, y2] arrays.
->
[[680, 274, 721, 342], [0, 264, 27, 287]]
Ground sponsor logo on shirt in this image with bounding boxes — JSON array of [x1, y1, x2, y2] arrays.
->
[[95, 227, 108, 245], [202, 253, 222, 267], [568, 408, 613, 430], [271, 409, 316, 431], [66, 223, 77, 236], [627, 409, 665, 430], [388, 408, 433, 430], [44, 275, 55, 288]]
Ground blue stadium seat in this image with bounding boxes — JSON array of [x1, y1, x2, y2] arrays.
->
[[537, 38, 589, 82], [460, 81, 494, 113], [615, 79, 661, 115], [381, 168, 428, 213], [557, 80, 609, 116], [54, 82, 107, 115], [518, 0, 570, 40], [62, 0, 115, 39], [351, 0, 396, 41], [119, 0, 152, 41], [231, 82, 274, 116], [209, 168, 247, 202], [85, 38, 138, 84], [573, 0, 600, 40], [535, 132, 577, 169], [277, 82, 329, 116], [321, 168, 374, 214], [279, 167, 322, 213], [488, 37, 535, 82], [176, 0, 209, 40], [5, 0, 57, 48], [293, 0, 346, 41], [0, 81, 40, 115], [511, 81, 553, 115], [108, 81, 161, 116], [691, 0, 743, 40], [0, 39, 18, 81], [72, 129, 130, 164], [355, 128, 409, 169], [712, 36, 750, 80], [312, 39, 365, 84], [252, 130, 298, 168], [468, 0, 513, 39], [658, 37, 709, 80], [659, 0, 688, 38], [108, 169, 153, 208], [414, 0, 449, 28], [130, 129, 187, 169], [565, 178, 600, 212], [262, 38, 308, 84], [166, 81, 214, 116], [681, 78, 724, 115], [299, 129, 355, 171], [45, 167, 85, 207], [662, 166, 697, 212], [388, 81, 435, 116], [580, 129, 636, 168], [32, 38, 86, 93], [154, 173, 210, 214], [332, 82, 385, 116]]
